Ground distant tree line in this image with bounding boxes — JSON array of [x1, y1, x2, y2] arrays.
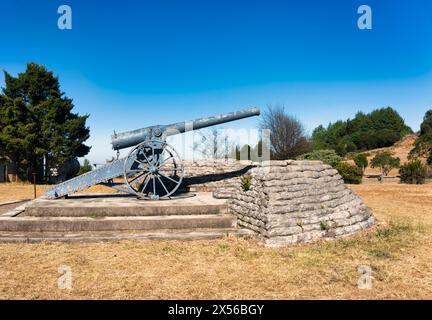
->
[[311, 107, 412, 156], [245, 105, 429, 185], [197, 105, 414, 163], [194, 103, 432, 185]]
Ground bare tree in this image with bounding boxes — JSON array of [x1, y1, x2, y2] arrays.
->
[[192, 128, 235, 159], [259, 105, 311, 160]]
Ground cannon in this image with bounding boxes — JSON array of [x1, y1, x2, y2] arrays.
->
[[44, 107, 260, 199]]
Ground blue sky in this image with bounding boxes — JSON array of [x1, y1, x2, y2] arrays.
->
[[1, 0, 432, 163]]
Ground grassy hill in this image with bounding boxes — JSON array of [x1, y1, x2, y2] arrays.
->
[[348, 134, 423, 182]]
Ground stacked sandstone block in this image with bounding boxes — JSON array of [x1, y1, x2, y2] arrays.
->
[[229, 160, 375, 246]]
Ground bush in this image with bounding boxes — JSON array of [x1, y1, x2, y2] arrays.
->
[[399, 159, 428, 184], [297, 149, 341, 167], [335, 162, 363, 184], [353, 153, 368, 173]]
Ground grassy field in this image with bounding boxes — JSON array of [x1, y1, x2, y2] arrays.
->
[[0, 183, 431, 299]]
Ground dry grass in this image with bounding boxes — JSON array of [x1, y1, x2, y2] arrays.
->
[[0, 183, 117, 203], [0, 183, 431, 299]]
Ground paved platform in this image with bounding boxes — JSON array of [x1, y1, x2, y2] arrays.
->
[[0, 192, 254, 243], [23, 192, 227, 217]]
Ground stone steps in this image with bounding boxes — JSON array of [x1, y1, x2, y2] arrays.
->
[[24, 203, 226, 217], [0, 228, 255, 243], [0, 214, 236, 232], [23, 193, 226, 217], [0, 192, 255, 243]]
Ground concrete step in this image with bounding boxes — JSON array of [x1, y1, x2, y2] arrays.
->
[[0, 228, 255, 243], [0, 214, 236, 232], [24, 204, 226, 217], [24, 193, 227, 217]]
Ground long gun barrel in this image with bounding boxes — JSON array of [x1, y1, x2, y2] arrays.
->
[[111, 107, 260, 150]]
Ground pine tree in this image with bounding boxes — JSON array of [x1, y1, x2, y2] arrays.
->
[[0, 63, 90, 181]]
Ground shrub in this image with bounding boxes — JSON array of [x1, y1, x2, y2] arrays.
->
[[335, 162, 363, 184], [297, 149, 341, 167], [399, 159, 428, 184], [353, 153, 368, 173], [370, 151, 400, 176], [240, 174, 252, 191], [319, 221, 329, 231]]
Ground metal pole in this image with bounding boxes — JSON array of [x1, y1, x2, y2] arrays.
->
[[32, 173, 37, 199]]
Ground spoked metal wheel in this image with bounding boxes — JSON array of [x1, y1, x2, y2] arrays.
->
[[124, 140, 184, 199]]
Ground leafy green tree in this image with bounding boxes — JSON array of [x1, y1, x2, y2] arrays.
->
[[353, 153, 368, 173], [335, 136, 356, 156], [311, 125, 330, 150], [0, 63, 90, 181], [368, 107, 412, 136], [77, 158, 93, 176], [370, 152, 400, 176]]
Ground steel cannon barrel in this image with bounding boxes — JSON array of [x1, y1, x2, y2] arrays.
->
[[111, 107, 260, 150]]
